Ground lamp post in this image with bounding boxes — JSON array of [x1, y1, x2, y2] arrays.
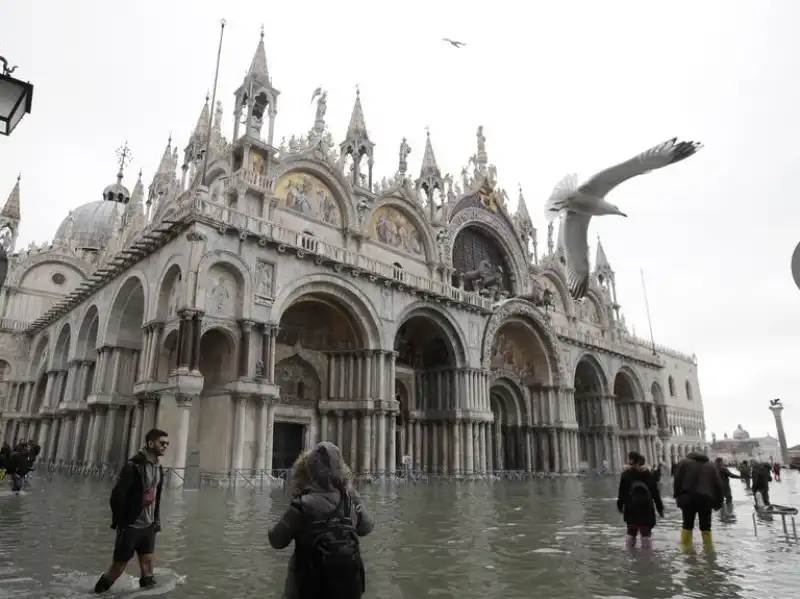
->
[[0, 55, 34, 136]]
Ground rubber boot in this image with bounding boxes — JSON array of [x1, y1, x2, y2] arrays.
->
[[640, 536, 653, 550], [625, 535, 636, 549], [139, 576, 157, 589], [680, 529, 693, 547], [94, 574, 113, 594], [701, 530, 713, 547]]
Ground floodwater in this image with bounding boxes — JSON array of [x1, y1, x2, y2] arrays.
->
[[1, 472, 799, 599]]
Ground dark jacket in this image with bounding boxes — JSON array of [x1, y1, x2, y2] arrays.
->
[[673, 451, 724, 510], [751, 462, 772, 491], [109, 451, 164, 530], [617, 466, 664, 527], [6, 450, 32, 477], [716, 463, 740, 492], [269, 442, 374, 599]]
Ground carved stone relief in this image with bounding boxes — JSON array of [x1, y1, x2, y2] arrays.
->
[[205, 267, 237, 317], [380, 288, 394, 321], [255, 260, 275, 307], [167, 275, 181, 319], [468, 321, 480, 349]]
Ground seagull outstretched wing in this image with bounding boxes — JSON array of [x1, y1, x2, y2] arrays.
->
[[578, 137, 703, 198], [442, 38, 466, 48], [562, 211, 593, 299]]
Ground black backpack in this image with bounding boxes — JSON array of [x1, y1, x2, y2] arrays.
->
[[629, 479, 652, 507], [294, 491, 365, 599]]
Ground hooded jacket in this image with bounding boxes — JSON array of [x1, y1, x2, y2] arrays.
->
[[268, 442, 374, 599], [109, 450, 164, 529], [617, 465, 664, 527], [673, 451, 724, 509]]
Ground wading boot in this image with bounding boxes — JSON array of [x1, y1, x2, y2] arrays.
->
[[701, 530, 713, 547], [680, 529, 693, 548], [625, 535, 636, 549], [139, 576, 157, 589], [93, 574, 113, 594], [640, 537, 653, 550]]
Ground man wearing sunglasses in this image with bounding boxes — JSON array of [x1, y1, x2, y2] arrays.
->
[[94, 428, 168, 594]]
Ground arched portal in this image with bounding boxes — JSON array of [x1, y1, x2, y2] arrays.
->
[[451, 225, 513, 297], [198, 329, 236, 388], [490, 379, 525, 471], [393, 307, 464, 474], [489, 319, 551, 385], [29, 372, 48, 415], [275, 291, 369, 471], [573, 356, 608, 470], [613, 369, 643, 461], [104, 277, 146, 408]]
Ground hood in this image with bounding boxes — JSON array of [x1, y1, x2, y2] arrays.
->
[[302, 441, 348, 494], [130, 449, 159, 466], [687, 451, 709, 463]]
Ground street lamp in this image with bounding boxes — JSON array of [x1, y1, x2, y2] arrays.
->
[[0, 55, 34, 136]]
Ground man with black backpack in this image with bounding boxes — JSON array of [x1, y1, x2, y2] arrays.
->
[[269, 442, 374, 599], [617, 451, 664, 549]]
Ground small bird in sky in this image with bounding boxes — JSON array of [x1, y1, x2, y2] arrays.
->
[[442, 38, 466, 48], [545, 137, 703, 300]]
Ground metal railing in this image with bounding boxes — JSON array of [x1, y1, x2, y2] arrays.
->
[[34, 460, 593, 488]]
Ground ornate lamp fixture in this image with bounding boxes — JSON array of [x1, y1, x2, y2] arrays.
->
[[0, 54, 34, 136]]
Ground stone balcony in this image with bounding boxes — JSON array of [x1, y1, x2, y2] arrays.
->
[[190, 194, 495, 313]]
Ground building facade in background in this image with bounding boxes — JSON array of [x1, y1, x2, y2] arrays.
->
[[0, 35, 707, 478], [710, 425, 781, 464]]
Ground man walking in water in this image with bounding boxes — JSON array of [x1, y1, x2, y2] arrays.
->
[[673, 448, 723, 547], [94, 428, 167, 594]]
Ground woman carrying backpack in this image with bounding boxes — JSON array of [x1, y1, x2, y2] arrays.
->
[[617, 451, 664, 549], [269, 442, 374, 599]]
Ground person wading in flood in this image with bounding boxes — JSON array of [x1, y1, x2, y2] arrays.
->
[[673, 448, 723, 547], [617, 451, 664, 549], [751, 461, 772, 508], [94, 428, 167, 594], [714, 457, 740, 509], [269, 441, 374, 599]]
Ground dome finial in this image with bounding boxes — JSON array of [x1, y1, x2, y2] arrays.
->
[[115, 141, 133, 183]]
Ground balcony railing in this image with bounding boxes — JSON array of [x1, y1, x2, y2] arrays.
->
[[190, 195, 494, 311], [0, 318, 29, 331]]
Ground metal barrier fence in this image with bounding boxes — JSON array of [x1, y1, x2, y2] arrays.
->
[[34, 460, 595, 489]]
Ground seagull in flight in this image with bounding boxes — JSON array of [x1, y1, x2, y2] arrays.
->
[[442, 38, 466, 48], [545, 137, 703, 300]]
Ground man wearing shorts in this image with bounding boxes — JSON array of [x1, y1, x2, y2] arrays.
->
[[94, 428, 168, 594]]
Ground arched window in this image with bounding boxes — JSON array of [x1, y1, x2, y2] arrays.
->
[[668, 376, 675, 397], [685, 380, 693, 401], [392, 262, 404, 282]]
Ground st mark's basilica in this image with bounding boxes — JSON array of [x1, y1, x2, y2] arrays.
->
[[0, 33, 708, 480]]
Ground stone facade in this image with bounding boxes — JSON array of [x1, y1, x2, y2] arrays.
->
[[0, 34, 708, 478]]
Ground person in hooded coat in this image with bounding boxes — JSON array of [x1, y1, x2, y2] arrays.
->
[[617, 451, 664, 549], [269, 442, 374, 599], [673, 449, 723, 546], [714, 457, 740, 507]]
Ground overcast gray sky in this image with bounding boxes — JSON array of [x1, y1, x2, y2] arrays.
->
[[1, 1, 798, 446]]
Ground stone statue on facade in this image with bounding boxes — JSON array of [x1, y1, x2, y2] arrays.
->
[[462, 259, 504, 296], [311, 88, 328, 123], [547, 221, 555, 255], [398, 137, 412, 175]]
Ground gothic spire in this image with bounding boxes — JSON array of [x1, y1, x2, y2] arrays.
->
[[157, 136, 173, 175], [345, 88, 370, 141], [192, 95, 211, 143], [595, 235, 612, 272], [2, 174, 21, 220], [248, 26, 271, 85], [419, 129, 440, 178], [515, 185, 531, 222]]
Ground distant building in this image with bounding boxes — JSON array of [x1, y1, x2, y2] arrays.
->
[[710, 425, 781, 463]]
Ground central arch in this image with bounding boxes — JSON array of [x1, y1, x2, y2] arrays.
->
[[613, 367, 646, 461], [489, 378, 525, 471], [573, 354, 608, 470], [272, 286, 375, 471], [393, 303, 466, 474]]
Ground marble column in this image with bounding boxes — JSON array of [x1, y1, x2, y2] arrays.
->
[[376, 410, 387, 475], [479, 422, 488, 473], [264, 396, 276, 472], [238, 320, 253, 379], [231, 395, 248, 471], [84, 411, 97, 462], [464, 421, 474, 474], [102, 406, 118, 464], [173, 395, 193, 476], [128, 400, 144, 456], [361, 410, 372, 474], [89, 408, 105, 465]]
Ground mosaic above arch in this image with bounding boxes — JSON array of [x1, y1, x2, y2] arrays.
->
[[276, 172, 341, 226], [371, 205, 424, 256]]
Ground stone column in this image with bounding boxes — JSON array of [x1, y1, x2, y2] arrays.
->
[[361, 410, 372, 474], [318, 410, 328, 443], [414, 419, 422, 471], [37, 418, 51, 453], [769, 404, 790, 465], [102, 406, 118, 464], [464, 421, 474, 474], [255, 396, 269, 471], [376, 352, 385, 401], [238, 320, 253, 379], [173, 395, 193, 476], [231, 395, 248, 470], [479, 422, 488, 473], [335, 411, 344, 448], [539, 430, 550, 473], [377, 410, 387, 475], [190, 312, 203, 372], [128, 399, 144, 456], [265, 396, 276, 472], [89, 408, 106, 465], [349, 413, 359, 470], [149, 323, 164, 380], [84, 411, 97, 462], [363, 351, 372, 401], [494, 419, 503, 471], [109, 349, 123, 394]]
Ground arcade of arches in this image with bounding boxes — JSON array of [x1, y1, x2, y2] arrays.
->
[[2, 279, 689, 477]]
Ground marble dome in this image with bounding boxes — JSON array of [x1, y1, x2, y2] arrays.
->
[[54, 200, 124, 248], [733, 424, 750, 440]]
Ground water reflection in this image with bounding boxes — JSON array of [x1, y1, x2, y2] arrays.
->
[[1, 472, 798, 598]]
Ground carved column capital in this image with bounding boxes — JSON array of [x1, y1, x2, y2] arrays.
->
[[239, 319, 255, 332], [178, 308, 197, 320], [259, 394, 276, 406], [176, 394, 195, 408]]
